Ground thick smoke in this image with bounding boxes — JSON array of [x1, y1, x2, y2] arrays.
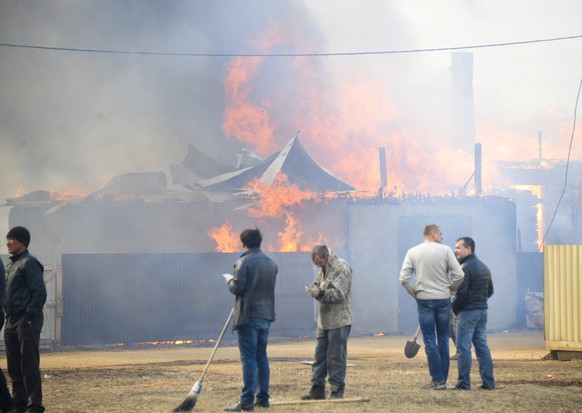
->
[[1, 0, 581, 238]]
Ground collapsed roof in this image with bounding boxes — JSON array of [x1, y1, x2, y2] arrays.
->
[[172, 135, 355, 202], [5, 135, 355, 208]]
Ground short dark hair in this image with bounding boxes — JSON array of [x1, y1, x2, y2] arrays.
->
[[423, 224, 441, 237], [240, 228, 262, 249], [311, 244, 329, 261], [457, 236, 475, 253]]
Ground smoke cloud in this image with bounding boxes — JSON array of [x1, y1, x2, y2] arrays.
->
[[1, 0, 581, 239]]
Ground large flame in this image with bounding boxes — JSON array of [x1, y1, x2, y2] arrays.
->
[[245, 174, 322, 252], [221, 21, 477, 194], [218, 18, 581, 253], [208, 174, 330, 252]]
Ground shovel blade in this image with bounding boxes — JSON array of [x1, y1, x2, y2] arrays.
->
[[404, 339, 421, 358]]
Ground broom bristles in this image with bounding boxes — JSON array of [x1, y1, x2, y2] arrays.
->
[[173, 381, 202, 412], [173, 394, 197, 412]]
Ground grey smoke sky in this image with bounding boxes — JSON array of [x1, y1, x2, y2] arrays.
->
[[1, 0, 581, 239]]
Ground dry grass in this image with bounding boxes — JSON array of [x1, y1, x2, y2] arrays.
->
[[28, 330, 582, 412]]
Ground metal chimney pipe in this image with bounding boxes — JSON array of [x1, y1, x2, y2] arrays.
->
[[474, 143, 482, 195], [379, 147, 387, 189], [451, 52, 476, 154]]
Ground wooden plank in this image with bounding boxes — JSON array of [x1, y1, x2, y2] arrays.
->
[[271, 397, 370, 406], [554, 350, 582, 361]]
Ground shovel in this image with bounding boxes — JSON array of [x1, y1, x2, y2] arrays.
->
[[404, 325, 421, 358]]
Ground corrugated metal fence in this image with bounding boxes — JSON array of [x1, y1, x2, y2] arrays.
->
[[544, 245, 582, 351], [61, 252, 315, 346]]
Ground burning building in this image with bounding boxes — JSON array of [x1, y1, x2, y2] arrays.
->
[[4, 135, 519, 345]]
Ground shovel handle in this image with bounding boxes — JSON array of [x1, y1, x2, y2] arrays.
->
[[414, 325, 421, 339]]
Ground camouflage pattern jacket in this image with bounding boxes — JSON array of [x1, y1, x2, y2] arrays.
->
[[315, 250, 352, 330]]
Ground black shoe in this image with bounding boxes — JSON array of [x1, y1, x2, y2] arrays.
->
[[330, 385, 344, 399], [479, 385, 495, 390], [301, 385, 325, 400], [301, 393, 325, 400], [255, 400, 270, 408], [224, 402, 254, 412], [454, 384, 470, 390]]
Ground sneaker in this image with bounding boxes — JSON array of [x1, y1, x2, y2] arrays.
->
[[454, 384, 470, 390], [224, 402, 254, 412], [423, 381, 446, 390], [479, 385, 495, 390], [255, 400, 270, 408]]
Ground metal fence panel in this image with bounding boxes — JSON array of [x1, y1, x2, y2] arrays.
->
[[544, 245, 582, 351], [61, 252, 314, 346]]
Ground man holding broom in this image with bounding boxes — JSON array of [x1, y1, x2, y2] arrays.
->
[[224, 228, 278, 411]]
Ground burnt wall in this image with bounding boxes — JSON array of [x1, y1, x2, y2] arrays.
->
[[347, 197, 517, 333]]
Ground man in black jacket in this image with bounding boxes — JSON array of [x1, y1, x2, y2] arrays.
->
[[0, 255, 16, 412], [452, 237, 495, 391], [5, 226, 47, 412], [224, 228, 278, 412]]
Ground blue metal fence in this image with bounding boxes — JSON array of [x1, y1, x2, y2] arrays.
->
[[61, 252, 314, 346]]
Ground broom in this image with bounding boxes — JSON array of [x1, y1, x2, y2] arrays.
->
[[173, 307, 235, 412]]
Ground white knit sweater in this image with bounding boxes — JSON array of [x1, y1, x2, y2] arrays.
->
[[399, 241, 464, 300]]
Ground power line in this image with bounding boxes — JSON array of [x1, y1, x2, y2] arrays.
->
[[538, 75, 582, 251], [1, 34, 582, 58]]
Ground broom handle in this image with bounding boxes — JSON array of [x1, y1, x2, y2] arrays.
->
[[199, 306, 235, 382]]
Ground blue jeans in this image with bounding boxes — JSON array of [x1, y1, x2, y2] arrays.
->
[[237, 318, 271, 406], [417, 299, 451, 383], [456, 309, 495, 389]]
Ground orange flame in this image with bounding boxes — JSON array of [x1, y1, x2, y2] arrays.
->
[[15, 185, 90, 201], [245, 174, 317, 218], [512, 185, 544, 250], [208, 221, 240, 253], [222, 20, 297, 156], [245, 174, 319, 252], [222, 56, 277, 155], [209, 175, 332, 252]]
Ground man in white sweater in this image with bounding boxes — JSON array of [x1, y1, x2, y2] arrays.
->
[[399, 224, 464, 390]]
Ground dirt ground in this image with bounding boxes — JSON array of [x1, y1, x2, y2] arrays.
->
[[17, 330, 582, 412]]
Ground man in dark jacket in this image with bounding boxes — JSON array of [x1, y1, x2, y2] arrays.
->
[[5, 226, 47, 412], [452, 237, 495, 390], [0, 255, 16, 412], [224, 228, 277, 412]]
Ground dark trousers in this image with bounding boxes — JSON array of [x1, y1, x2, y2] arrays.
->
[[311, 325, 351, 390], [0, 366, 15, 410], [0, 311, 15, 410], [4, 315, 45, 413]]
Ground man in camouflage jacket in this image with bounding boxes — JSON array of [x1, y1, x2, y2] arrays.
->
[[302, 245, 352, 400]]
